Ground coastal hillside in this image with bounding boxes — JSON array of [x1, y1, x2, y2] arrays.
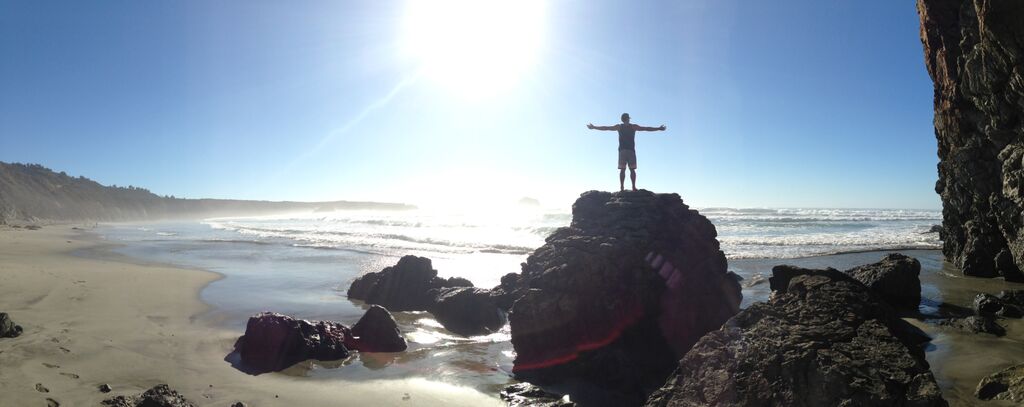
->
[[0, 162, 413, 224]]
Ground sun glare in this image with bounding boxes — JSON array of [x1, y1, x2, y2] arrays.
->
[[402, 0, 546, 98]]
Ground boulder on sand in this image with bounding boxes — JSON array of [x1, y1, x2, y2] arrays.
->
[[347, 255, 472, 311], [350, 305, 407, 352], [509, 190, 741, 405], [0, 312, 23, 338], [234, 312, 353, 374], [846, 253, 922, 311], [644, 266, 946, 407]]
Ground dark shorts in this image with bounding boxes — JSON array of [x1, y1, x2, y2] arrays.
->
[[618, 149, 637, 170]]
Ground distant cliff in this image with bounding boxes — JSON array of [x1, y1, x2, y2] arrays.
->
[[0, 162, 414, 224], [918, 0, 1024, 280]]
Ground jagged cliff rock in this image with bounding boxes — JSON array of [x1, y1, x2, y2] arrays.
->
[[644, 266, 946, 407], [918, 0, 1024, 280], [509, 190, 741, 406]]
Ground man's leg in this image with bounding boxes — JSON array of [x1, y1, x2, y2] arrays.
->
[[619, 168, 626, 192], [630, 168, 637, 191]]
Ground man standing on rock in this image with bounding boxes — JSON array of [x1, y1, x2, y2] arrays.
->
[[587, 113, 666, 191]]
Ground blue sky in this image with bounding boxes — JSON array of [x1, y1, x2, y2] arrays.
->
[[0, 1, 939, 209]]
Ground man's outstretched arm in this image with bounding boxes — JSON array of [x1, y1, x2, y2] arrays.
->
[[587, 123, 619, 131], [636, 124, 667, 131]]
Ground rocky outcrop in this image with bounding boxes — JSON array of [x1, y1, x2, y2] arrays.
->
[[348, 255, 507, 336], [976, 363, 1024, 401], [234, 312, 353, 374], [0, 312, 22, 338], [350, 305, 408, 352], [918, 0, 1024, 281], [429, 287, 506, 336], [347, 255, 472, 312], [101, 384, 196, 407], [644, 266, 946, 407], [509, 190, 741, 406], [846, 253, 922, 311]]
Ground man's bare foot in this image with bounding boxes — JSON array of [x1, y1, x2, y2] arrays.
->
[[632, 187, 638, 191]]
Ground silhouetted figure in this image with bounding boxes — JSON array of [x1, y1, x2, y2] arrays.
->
[[587, 113, 666, 191]]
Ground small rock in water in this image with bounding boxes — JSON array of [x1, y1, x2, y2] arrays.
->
[[940, 316, 1006, 337], [98, 384, 113, 393], [230, 402, 246, 407], [975, 293, 1004, 315]]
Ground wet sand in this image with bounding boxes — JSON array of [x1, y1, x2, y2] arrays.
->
[[0, 225, 501, 406]]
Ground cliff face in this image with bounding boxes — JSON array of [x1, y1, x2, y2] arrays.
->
[[918, 0, 1024, 280]]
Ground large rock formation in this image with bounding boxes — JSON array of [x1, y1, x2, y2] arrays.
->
[[509, 190, 741, 405], [429, 287, 507, 336], [644, 266, 946, 407], [918, 0, 1024, 280]]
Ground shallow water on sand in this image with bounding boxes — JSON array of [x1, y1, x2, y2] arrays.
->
[[102, 223, 1022, 405]]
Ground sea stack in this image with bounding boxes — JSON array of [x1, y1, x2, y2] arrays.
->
[[509, 190, 741, 405], [918, 0, 1024, 280]]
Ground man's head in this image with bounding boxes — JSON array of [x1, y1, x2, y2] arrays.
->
[[621, 113, 630, 123]]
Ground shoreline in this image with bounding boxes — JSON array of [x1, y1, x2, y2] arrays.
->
[[0, 224, 502, 406]]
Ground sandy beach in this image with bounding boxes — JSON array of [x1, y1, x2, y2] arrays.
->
[[0, 225, 502, 406]]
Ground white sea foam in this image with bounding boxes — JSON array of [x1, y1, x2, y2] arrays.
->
[[201, 206, 941, 260]]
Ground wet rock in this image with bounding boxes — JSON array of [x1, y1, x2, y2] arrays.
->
[[999, 290, 1024, 307], [98, 384, 112, 393], [234, 312, 352, 374], [501, 382, 575, 407], [510, 190, 741, 405], [0, 312, 23, 338], [846, 253, 922, 311], [488, 272, 524, 311], [429, 287, 506, 336], [918, 0, 1024, 281], [101, 384, 196, 407], [924, 224, 943, 234], [644, 266, 946, 407], [350, 305, 407, 352], [230, 403, 247, 407], [940, 316, 1006, 337], [976, 364, 1024, 402], [347, 255, 471, 311], [974, 293, 1005, 316]]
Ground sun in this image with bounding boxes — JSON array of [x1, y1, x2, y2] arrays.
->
[[401, 0, 546, 98]]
